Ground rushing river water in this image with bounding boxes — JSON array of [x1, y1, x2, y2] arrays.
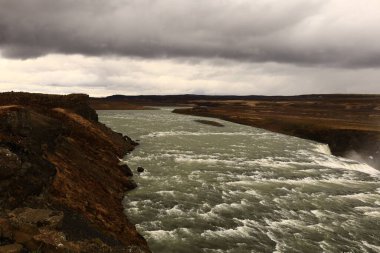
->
[[98, 109, 380, 253]]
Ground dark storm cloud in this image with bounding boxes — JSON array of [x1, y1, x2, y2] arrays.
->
[[1, 0, 380, 67]]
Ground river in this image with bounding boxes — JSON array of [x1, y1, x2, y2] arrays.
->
[[98, 108, 380, 253]]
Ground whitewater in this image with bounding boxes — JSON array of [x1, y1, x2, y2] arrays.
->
[[99, 108, 380, 253]]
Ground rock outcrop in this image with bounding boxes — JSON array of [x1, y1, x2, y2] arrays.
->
[[194, 120, 224, 127], [0, 92, 150, 252]]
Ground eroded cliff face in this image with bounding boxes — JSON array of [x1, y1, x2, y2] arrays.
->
[[0, 93, 150, 252]]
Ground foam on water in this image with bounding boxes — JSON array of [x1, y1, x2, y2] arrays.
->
[[145, 229, 178, 241], [132, 151, 380, 178], [314, 143, 332, 155], [313, 156, 380, 177], [98, 109, 380, 253], [201, 225, 253, 239], [362, 241, 380, 252], [156, 190, 176, 197]]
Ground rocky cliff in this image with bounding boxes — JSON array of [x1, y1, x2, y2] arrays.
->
[[0, 92, 150, 252]]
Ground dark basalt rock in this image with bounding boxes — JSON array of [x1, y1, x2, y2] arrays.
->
[[194, 119, 224, 127], [124, 179, 138, 190], [120, 164, 134, 177], [123, 135, 139, 146], [137, 167, 145, 173]]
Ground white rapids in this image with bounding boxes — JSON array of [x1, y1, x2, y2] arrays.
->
[[99, 109, 380, 253]]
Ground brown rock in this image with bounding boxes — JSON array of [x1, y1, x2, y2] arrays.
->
[[0, 218, 12, 239], [33, 229, 66, 249], [0, 244, 23, 253], [0, 93, 151, 252], [8, 208, 63, 229], [13, 231, 33, 244]]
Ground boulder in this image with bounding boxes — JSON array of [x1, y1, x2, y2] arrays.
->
[[124, 180, 138, 190], [120, 164, 133, 177]]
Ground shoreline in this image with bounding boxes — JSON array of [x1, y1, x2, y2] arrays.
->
[[173, 103, 380, 170], [87, 94, 380, 170], [173, 109, 380, 171]]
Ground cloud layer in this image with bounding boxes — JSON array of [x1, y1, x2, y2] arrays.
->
[[1, 0, 380, 67], [1, 54, 379, 96], [1, 0, 380, 95]]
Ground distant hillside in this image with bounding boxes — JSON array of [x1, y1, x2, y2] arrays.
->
[[91, 94, 380, 108]]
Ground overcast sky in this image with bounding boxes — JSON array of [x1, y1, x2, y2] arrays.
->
[[1, 0, 380, 96]]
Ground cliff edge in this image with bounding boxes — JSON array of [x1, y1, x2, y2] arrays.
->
[[0, 92, 150, 252]]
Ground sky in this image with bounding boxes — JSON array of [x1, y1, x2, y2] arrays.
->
[[0, 0, 380, 96]]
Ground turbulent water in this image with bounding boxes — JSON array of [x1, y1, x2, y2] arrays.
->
[[98, 109, 380, 253]]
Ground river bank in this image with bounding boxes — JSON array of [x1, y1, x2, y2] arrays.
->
[[0, 92, 150, 253], [89, 94, 380, 170], [172, 95, 380, 170]]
